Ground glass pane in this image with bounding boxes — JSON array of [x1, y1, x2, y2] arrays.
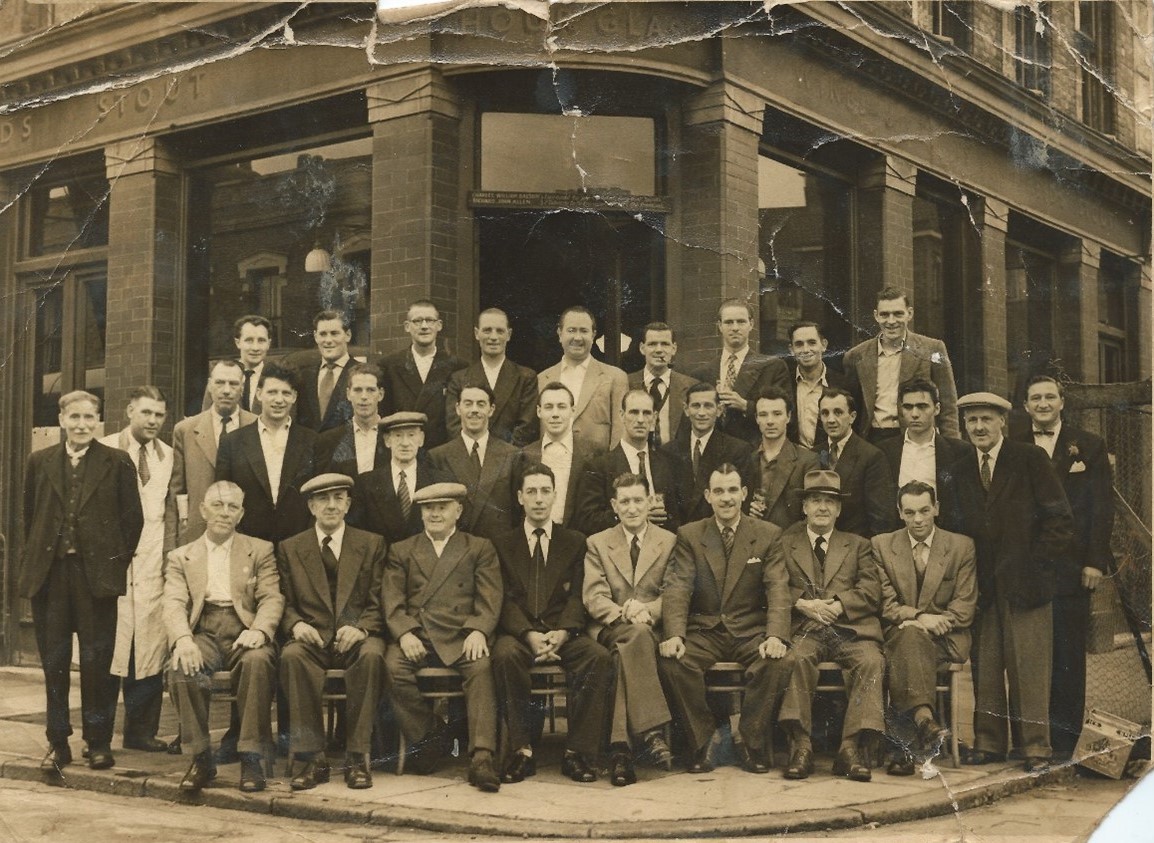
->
[[33, 286, 64, 427], [81, 276, 107, 405], [27, 173, 110, 256]]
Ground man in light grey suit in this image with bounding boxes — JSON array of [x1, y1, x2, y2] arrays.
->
[[537, 306, 628, 452], [584, 473, 676, 783], [627, 322, 695, 447]]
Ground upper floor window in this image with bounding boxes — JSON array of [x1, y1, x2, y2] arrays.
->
[[930, 1, 972, 50], [1014, 3, 1051, 96], [1077, 1, 1115, 134]]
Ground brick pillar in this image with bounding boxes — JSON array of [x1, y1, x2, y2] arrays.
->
[[367, 69, 463, 354], [1055, 241, 1101, 382], [1139, 263, 1152, 381], [104, 138, 182, 420], [673, 81, 764, 364], [855, 156, 916, 336], [972, 196, 1010, 397]]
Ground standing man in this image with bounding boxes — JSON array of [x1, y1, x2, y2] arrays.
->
[[778, 470, 885, 782], [22, 391, 144, 773], [943, 392, 1073, 773], [164, 481, 282, 793], [785, 321, 853, 450], [446, 307, 538, 447], [379, 300, 468, 450], [658, 464, 794, 775], [201, 315, 273, 415], [168, 360, 257, 550], [277, 474, 388, 790], [537, 306, 629, 452], [690, 299, 789, 445], [492, 464, 613, 785], [99, 386, 173, 753], [314, 362, 388, 476], [523, 383, 598, 531], [382, 483, 503, 793], [842, 287, 960, 441], [817, 387, 896, 538], [874, 481, 977, 775], [627, 322, 694, 447], [296, 310, 355, 433], [1015, 375, 1113, 761], [740, 388, 819, 530]]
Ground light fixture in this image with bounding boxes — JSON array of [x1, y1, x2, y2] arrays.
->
[[305, 238, 331, 273]]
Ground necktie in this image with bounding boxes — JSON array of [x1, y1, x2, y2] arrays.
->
[[648, 378, 665, 445], [1032, 429, 1055, 437], [219, 413, 231, 448], [721, 525, 735, 561], [980, 453, 992, 492], [828, 440, 840, 469], [398, 470, 412, 519], [692, 438, 702, 479], [630, 534, 640, 575], [319, 362, 337, 419], [813, 535, 827, 583], [914, 540, 928, 593], [725, 353, 738, 392], [637, 449, 649, 488], [532, 527, 546, 618], [321, 535, 339, 603], [242, 369, 254, 412], [137, 445, 151, 486], [470, 439, 482, 474]]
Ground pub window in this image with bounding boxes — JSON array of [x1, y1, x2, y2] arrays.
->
[[1014, 3, 1051, 96], [1097, 251, 1133, 382], [1077, 1, 1115, 134], [23, 163, 109, 257]]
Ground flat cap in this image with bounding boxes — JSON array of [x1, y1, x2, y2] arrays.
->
[[301, 473, 355, 497], [412, 482, 468, 505], [957, 392, 1012, 413], [378, 411, 427, 431]]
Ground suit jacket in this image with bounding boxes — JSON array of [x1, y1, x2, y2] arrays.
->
[[537, 357, 629, 451], [661, 516, 791, 643], [783, 358, 857, 451], [878, 433, 973, 521], [1012, 425, 1114, 595], [379, 348, 468, 450], [872, 527, 977, 663], [780, 522, 882, 643], [215, 422, 317, 544], [522, 436, 599, 531], [691, 351, 790, 444], [276, 525, 385, 642], [166, 408, 257, 551], [941, 439, 1074, 610], [162, 531, 283, 645], [428, 436, 524, 540], [21, 440, 145, 600], [626, 367, 696, 445], [295, 360, 354, 433], [739, 440, 820, 531], [817, 433, 897, 538], [446, 358, 539, 447], [662, 429, 754, 524], [583, 524, 676, 639], [349, 454, 449, 543], [842, 330, 960, 439], [493, 524, 588, 639], [314, 421, 387, 477], [572, 443, 681, 536], [382, 530, 503, 665]]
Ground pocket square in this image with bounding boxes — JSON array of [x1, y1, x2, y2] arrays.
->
[[746, 557, 762, 565], [1069, 461, 1087, 474]]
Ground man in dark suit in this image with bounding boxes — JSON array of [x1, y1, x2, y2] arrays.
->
[[778, 470, 885, 782], [874, 481, 977, 775], [627, 321, 695, 447], [1016, 375, 1114, 760], [492, 464, 614, 785], [314, 362, 388, 477], [740, 388, 819, 530], [785, 321, 854, 451], [943, 392, 1073, 773], [817, 387, 896, 538], [573, 389, 680, 536], [295, 310, 356, 433], [523, 383, 598, 532], [382, 483, 503, 793], [658, 463, 794, 775], [378, 299, 467, 450], [690, 299, 789, 445], [445, 307, 538, 447], [429, 382, 523, 541], [661, 382, 753, 525], [199, 315, 272, 415], [22, 390, 144, 774], [216, 363, 317, 545]]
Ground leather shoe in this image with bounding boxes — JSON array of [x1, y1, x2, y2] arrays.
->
[[783, 745, 814, 780], [468, 751, 501, 793], [290, 757, 331, 791], [501, 752, 536, 784], [1024, 756, 1051, 774], [87, 746, 115, 771], [962, 748, 1006, 766], [40, 743, 72, 774], [167, 736, 183, 755], [609, 750, 637, 787], [917, 717, 951, 750], [561, 751, 598, 782], [123, 736, 170, 753], [641, 729, 673, 771], [408, 721, 449, 775], [833, 746, 871, 782], [214, 743, 240, 765], [344, 754, 372, 790], [736, 743, 769, 774], [238, 753, 266, 793], [686, 743, 713, 774], [179, 752, 216, 792], [886, 752, 916, 776]]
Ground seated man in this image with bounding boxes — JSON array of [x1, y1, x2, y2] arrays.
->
[[277, 473, 388, 790], [584, 473, 676, 785], [381, 483, 503, 793], [492, 464, 613, 785], [778, 470, 885, 782], [163, 481, 283, 793], [659, 464, 794, 775], [874, 481, 976, 775]]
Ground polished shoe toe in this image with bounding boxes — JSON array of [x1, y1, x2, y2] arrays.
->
[[290, 758, 331, 791], [468, 752, 501, 793], [737, 743, 770, 774], [179, 752, 217, 792], [783, 746, 814, 780], [609, 751, 637, 787], [641, 730, 673, 771], [40, 743, 72, 774], [123, 737, 170, 753], [917, 717, 951, 750], [561, 751, 598, 782], [685, 744, 714, 775], [238, 754, 266, 793], [87, 747, 115, 771], [886, 753, 916, 776], [501, 752, 536, 784], [833, 746, 871, 782], [344, 755, 372, 790], [962, 748, 1006, 766]]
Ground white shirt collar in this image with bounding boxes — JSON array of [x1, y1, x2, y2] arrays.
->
[[909, 528, 936, 550], [902, 429, 936, 447], [316, 521, 347, 555], [877, 334, 908, 355], [794, 361, 828, 385], [644, 367, 669, 385], [322, 353, 351, 370], [978, 436, 1004, 464], [1034, 419, 1062, 437], [622, 522, 648, 545], [543, 430, 574, 451], [462, 430, 490, 452], [524, 520, 554, 544], [806, 525, 834, 547], [481, 355, 505, 371], [619, 439, 647, 463], [562, 355, 591, 373], [690, 428, 714, 450], [714, 515, 741, 535], [426, 528, 456, 555], [258, 417, 291, 435], [204, 532, 234, 556]]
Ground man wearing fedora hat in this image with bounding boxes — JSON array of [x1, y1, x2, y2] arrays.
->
[[778, 469, 884, 782], [277, 473, 388, 790], [381, 482, 503, 793]]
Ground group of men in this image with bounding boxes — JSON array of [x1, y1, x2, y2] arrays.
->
[[21, 287, 1112, 796]]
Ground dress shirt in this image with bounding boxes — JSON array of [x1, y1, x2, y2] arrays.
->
[[909, 527, 936, 554], [524, 520, 554, 560], [427, 528, 456, 558], [204, 534, 235, 605], [794, 363, 829, 448], [873, 337, 905, 429], [558, 356, 591, 405], [316, 521, 346, 560], [827, 430, 852, 464], [411, 348, 436, 383], [353, 420, 378, 474], [618, 439, 649, 476], [127, 436, 166, 481], [898, 431, 937, 488], [644, 368, 672, 444], [719, 345, 750, 389], [541, 432, 574, 524], [258, 418, 291, 505], [480, 356, 504, 391], [391, 460, 418, 499], [757, 440, 786, 490], [806, 526, 834, 552], [317, 353, 351, 394], [689, 429, 714, 460], [462, 430, 490, 466], [977, 436, 1005, 477], [212, 410, 240, 442], [1033, 420, 1061, 459]]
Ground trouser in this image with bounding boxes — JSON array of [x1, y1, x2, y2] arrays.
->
[[104, 645, 164, 744], [1050, 591, 1090, 756], [598, 623, 671, 746], [31, 553, 118, 748], [883, 625, 963, 752]]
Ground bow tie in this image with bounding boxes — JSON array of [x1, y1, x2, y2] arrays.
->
[[1032, 430, 1055, 437]]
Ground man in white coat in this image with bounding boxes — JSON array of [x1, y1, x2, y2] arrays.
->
[[99, 386, 174, 752]]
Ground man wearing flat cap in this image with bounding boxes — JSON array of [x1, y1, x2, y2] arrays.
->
[[277, 473, 387, 790], [381, 482, 503, 793], [942, 392, 1072, 774]]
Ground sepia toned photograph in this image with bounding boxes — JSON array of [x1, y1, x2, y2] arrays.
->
[[0, 1, 1150, 840]]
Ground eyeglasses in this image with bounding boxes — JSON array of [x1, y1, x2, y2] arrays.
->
[[408, 317, 441, 326]]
